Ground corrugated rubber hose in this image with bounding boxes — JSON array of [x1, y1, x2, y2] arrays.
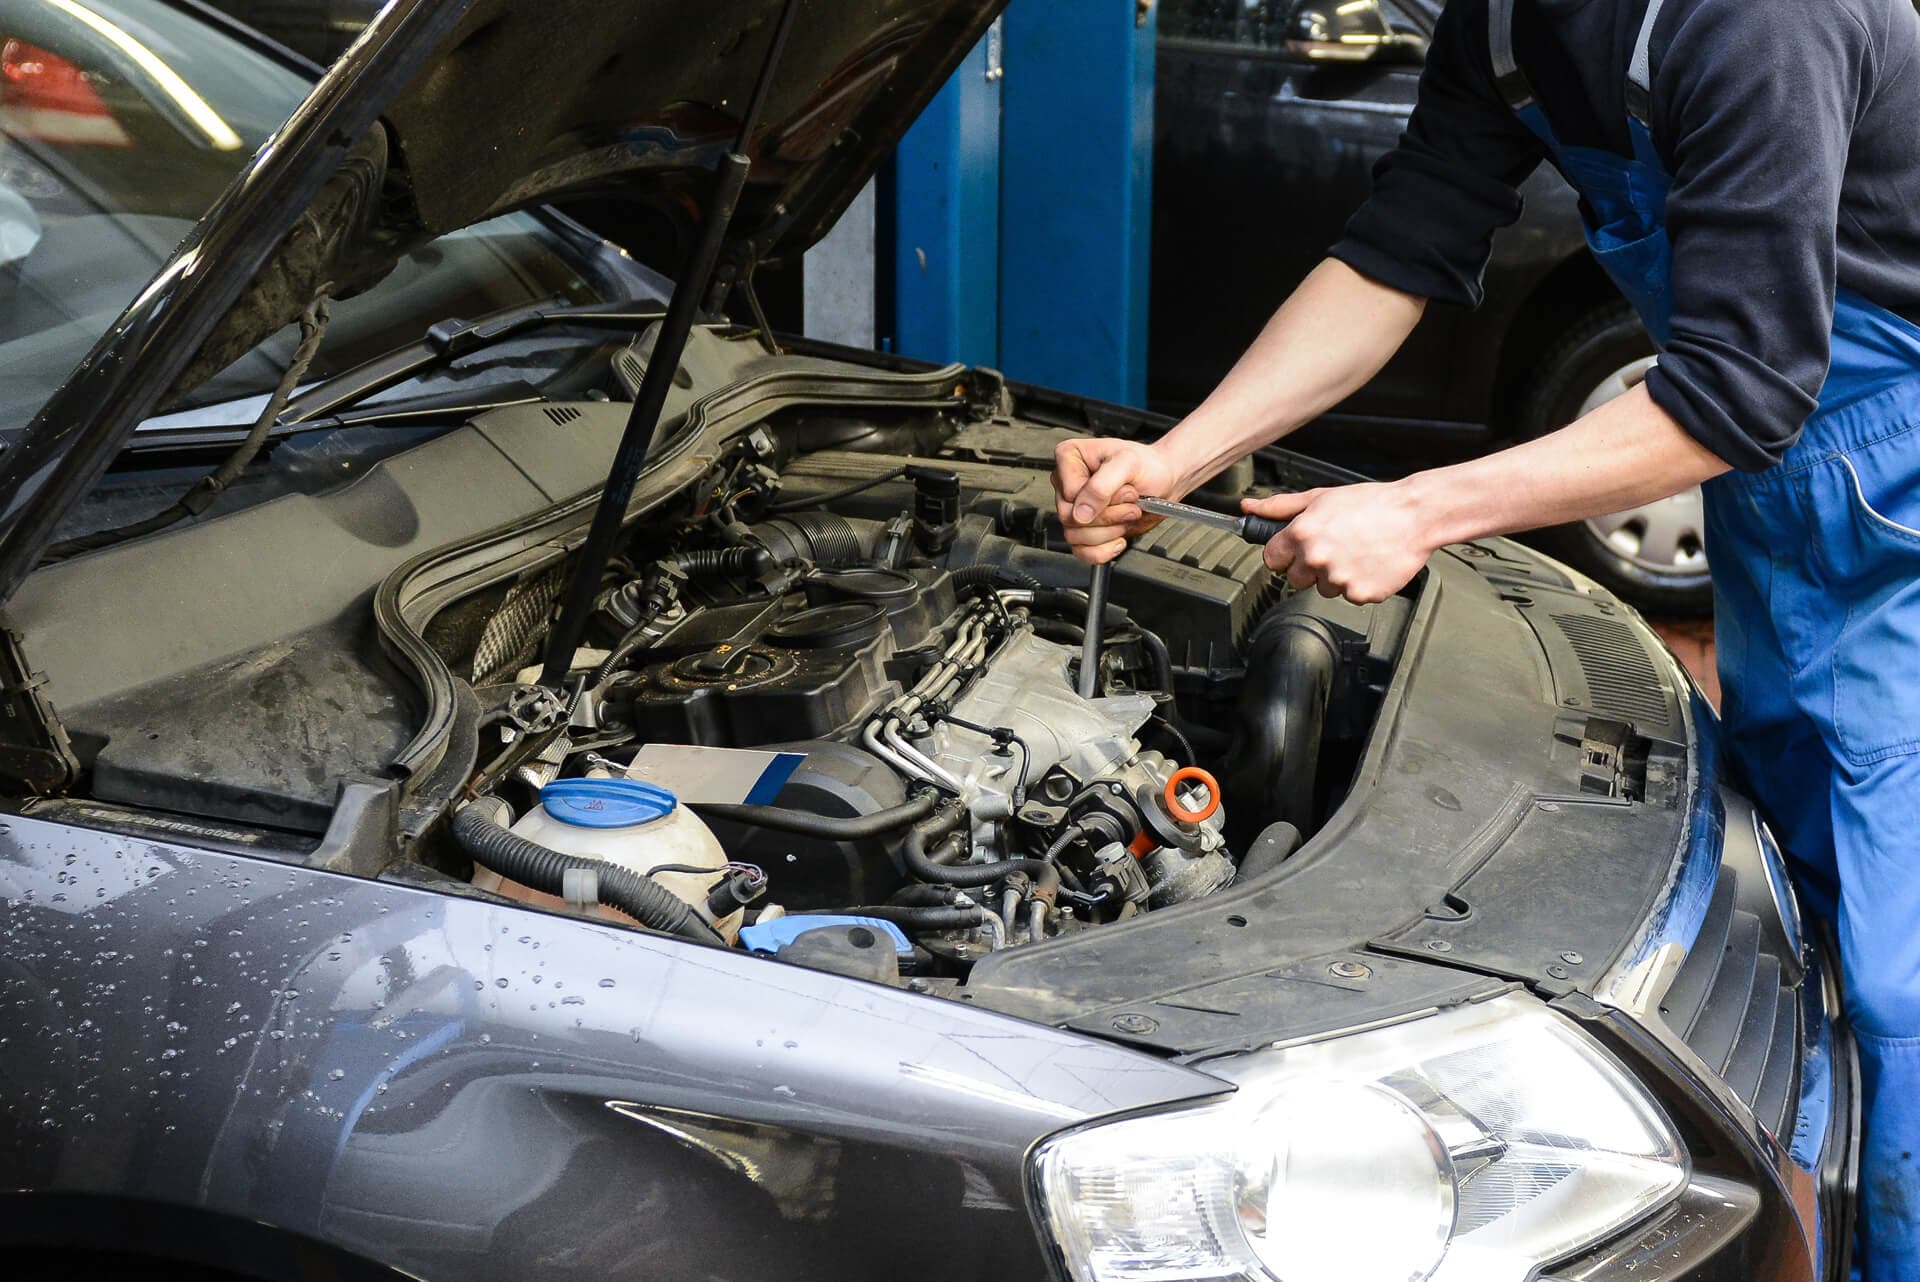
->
[[451, 801, 721, 944]]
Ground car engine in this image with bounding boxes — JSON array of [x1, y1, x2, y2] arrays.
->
[[438, 419, 1404, 985]]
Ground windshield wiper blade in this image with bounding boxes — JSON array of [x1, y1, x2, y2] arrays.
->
[[125, 383, 551, 455], [277, 296, 667, 427]]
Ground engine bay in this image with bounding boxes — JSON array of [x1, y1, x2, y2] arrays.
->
[[11, 332, 1414, 991], [424, 404, 1413, 987]]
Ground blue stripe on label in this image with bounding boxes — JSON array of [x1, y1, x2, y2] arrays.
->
[[743, 752, 806, 805]]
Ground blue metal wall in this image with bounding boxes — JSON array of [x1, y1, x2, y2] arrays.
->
[[998, 1, 1156, 406], [883, 2, 1156, 405], [887, 34, 1004, 368]]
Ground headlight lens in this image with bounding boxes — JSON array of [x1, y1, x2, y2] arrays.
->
[[1033, 995, 1686, 1282]]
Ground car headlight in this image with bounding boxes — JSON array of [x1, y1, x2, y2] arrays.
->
[[1032, 994, 1686, 1282]]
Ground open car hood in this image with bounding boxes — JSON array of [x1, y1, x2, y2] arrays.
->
[[384, 0, 1003, 254], [0, 0, 1003, 603]]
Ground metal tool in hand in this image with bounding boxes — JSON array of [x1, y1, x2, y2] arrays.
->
[[1077, 562, 1111, 699], [1139, 496, 1289, 545]]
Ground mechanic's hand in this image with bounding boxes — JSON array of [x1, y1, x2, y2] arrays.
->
[[1245, 483, 1435, 604], [1054, 438, 1179, 563]]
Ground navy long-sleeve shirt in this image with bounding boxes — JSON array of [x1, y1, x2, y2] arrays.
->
[[1330, 0, 1920, 471]]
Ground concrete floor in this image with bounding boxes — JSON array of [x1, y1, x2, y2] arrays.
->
[[1653, 617, 1719, 707]]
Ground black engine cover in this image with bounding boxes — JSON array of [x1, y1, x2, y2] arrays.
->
[[611, 570, 956, 749]]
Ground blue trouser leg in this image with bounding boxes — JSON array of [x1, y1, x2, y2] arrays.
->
[[1711, 418, 1920, 1281], [1837, 756, 1920, 1282]]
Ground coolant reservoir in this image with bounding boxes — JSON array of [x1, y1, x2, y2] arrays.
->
[[471, 776, 743, 942]]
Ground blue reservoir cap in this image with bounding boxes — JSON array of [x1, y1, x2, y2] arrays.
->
[[738, 915, 914, 957], [540, 777, 677, 828]]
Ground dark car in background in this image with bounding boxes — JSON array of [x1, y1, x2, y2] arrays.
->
[[0, 3, 1848, 1280], [198, 0, 372, 62], [1153, 0, 1705, 614]]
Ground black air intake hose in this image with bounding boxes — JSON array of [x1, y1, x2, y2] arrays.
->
[[751, 512, 867, 568], [1226, 608, 1342, 834], [1236, 820, 1304, 881], [658, 546, 772, 578], [451, 802, 721, 944], [951, 564, 1045, 593], [693, 792, 939, 840], [797, 903, 988, 931]]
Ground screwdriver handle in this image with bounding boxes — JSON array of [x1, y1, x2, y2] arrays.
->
[[1239, 515, 1289, 545]]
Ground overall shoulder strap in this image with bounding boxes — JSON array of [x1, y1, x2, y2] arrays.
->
[[1488, 0, 1536, 109], [1626, 0, 1672, 122]]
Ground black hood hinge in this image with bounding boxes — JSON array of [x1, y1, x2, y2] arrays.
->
[[0, 615, 78, 795]]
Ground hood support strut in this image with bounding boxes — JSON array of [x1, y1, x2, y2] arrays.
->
[[537, 0, 802, 690]]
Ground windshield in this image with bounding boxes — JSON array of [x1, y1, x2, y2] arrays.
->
[[0, 0, 613, 433]]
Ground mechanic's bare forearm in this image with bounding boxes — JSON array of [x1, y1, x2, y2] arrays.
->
[[1401, 384, 1731, 547], [1154, 259, 1426, 495]]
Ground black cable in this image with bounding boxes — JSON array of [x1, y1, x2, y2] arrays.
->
[[695, 791, 939, 839], [765, 465, 909, 514], [43, 293, 333, 562], [586, 607, 667, 689], [1043, 824, 1085, 863], [939, 714, 1031, 806], [643, 863, 727, 878], [1147, 713, 1196, 763]]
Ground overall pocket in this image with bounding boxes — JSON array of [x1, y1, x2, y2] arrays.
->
[[1587, 225, 1673, 342], [1826, 426, 1920, 765]]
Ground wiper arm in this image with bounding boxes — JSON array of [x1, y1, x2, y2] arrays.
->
[[126, 382, 551, 455], [278, 296, 667, 426]]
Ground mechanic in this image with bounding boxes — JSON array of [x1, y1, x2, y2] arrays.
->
[[1055, 0, 1920, 1272]]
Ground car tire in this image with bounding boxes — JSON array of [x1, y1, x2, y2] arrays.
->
[[1515, 303, 1714, 617]]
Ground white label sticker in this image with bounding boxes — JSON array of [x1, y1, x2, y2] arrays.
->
[[624, 743, 806, 805]]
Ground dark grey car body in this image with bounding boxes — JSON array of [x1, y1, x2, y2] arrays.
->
[[0, 809, 1227, 1280], [0, 2, 1854, 1279]]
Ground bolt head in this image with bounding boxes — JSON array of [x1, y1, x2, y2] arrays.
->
[[1111, 1013, 1159, 1035], [1559, 951, 1585, 966], [1328, 961, 1372, 980], [1546, 964, 1570, 980], [1425, 939, 1454, 953]]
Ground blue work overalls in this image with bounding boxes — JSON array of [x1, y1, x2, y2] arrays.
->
[[1490, 0, 1920, 1274]]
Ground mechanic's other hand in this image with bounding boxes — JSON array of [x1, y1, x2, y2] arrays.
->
[[1245, 483, 1434, 604], [1054, 438, 1179, 564]]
